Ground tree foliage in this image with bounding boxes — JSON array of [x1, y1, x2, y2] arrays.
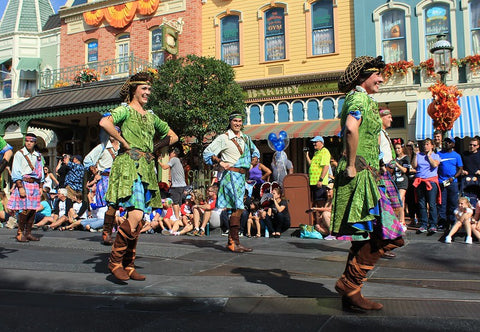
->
[[148, 55, 245, 149]]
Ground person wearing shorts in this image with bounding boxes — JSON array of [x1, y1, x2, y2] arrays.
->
[[159, 147, 186, 221]]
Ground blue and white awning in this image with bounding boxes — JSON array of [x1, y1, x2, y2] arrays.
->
[[416, 95, 480, 140]]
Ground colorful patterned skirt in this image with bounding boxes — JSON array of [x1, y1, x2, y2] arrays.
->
[[381, 172, 402, 209], [217, 170, 245, 210], [8, 181, 41, 211], [116, 175, 153, 214], [95, 174, 109, 208]]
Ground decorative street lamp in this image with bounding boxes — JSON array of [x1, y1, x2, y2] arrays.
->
[[429, 34, 454, 84]]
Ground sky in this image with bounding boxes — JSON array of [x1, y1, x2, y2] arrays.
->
[[0, 0, 66, 21]]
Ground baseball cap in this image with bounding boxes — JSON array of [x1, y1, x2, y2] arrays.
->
[[310, 136, 324, 143], [73, 155, 83, 163], [58, 188, 68, 196], [444, 137, 455, 143], [185, 194, 192, 200]]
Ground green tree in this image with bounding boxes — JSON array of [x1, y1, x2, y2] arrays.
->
[[148, 55, 245, 150]]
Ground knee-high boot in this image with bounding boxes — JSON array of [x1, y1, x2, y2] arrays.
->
[[227, 213, 252, 253], [335, 240, 384, 310], [108, 219, 132, 281], [123, 223, 145, 281], [25, 210, 39, 241], [16, 212, 29, 242], [102, 206, 116, 246]]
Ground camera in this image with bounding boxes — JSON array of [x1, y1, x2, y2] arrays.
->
[[303, 147, 309, 152]]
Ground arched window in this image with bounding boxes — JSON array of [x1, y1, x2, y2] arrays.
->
[[381, 10, 406, 62], [151, 27, 164, 67], [265, 7, 286, 61], [311, 0, 335, 55], [116, 33, 130, 73], [86, 40, 98, 65], [221, 15, 240, 66]]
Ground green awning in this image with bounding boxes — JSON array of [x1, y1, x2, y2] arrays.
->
[[0, 57, 11, 65], [16, 58, 41, 71]]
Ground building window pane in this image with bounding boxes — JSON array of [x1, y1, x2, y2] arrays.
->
[[424, 4, 450, 56], [117, 34, 130, 73], [221, 16, 240, 66], [381, 10, 406, 62], [312, 0, 334, 55], [0, 62, 12, 99], [470, 0, 480, 54], [151, 28, 164, 67], [265, 8, 285, 61], [87, 40, 98, 63]]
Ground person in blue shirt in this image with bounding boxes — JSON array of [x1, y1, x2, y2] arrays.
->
[[437, 137, 463, 230]]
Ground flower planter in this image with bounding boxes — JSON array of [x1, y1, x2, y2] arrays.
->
[[383, 71, 412, 87], [465, 66, 480, 83]]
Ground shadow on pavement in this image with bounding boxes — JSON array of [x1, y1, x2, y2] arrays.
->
[[231, 267, 337, 298], [172, 238, 226, 251], [0, 247, 18, 259], [288, 241, 349, 252]]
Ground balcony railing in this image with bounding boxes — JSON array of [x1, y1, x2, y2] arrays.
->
[[39, 54, 153, 90]]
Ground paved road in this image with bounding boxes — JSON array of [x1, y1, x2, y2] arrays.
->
[[0, 227, 479, 331]]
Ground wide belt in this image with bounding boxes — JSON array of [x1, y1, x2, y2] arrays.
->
[[228, 167, 248, 174], [100, 171, 110, 176], [124, 148, 155, 162], [22, 177, 41, 183]]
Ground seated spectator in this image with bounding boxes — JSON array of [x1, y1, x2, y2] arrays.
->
[[34, 192, 53, 227], [140, 209, 163, 234], [190, 186, 218, 236], [43, 188, 72, 230], [166, 194, 195, 236], [309, 183, 334, 237], [159, 198, 177, 231], [80, 184, 108, 232], [59, 192, 89, 231], [445, 197, 474, 244], [246, 198, 262, 238], [262, 187, 290, 238]]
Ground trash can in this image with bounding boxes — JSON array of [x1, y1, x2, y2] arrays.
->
[[283, 173, 313, 227]]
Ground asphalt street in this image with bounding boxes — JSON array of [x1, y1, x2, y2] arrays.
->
[[0, 226, 479, 331]]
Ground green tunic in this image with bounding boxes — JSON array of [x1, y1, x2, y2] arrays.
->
[[331, 88, 382, 237], [105, 105, 170, 209]]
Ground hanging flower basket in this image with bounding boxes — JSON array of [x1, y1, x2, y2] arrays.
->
[[427, 81, 462, 132], [383, 60, 414, 82]]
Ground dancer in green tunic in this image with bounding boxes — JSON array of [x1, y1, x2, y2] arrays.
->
[[100, 72, 178, 281], [332, 56, 404, 311]]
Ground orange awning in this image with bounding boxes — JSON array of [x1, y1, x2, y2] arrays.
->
[[243, 119, 341, 140]]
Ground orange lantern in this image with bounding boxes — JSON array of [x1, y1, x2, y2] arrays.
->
[[83, 10, 104, 26], [103, 3, 138, 29], [137, 0, 160, 16]]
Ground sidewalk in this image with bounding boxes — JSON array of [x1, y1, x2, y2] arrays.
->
[[1, 227, 480, 330]]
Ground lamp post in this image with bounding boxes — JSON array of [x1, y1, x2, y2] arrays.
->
[[429, 34, 454, 84]]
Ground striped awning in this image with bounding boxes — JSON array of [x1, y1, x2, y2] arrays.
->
[[416, 95, 480, 140], [243, 119, 341, 140]]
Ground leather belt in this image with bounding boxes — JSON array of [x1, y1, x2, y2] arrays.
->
[[100, 171, 110, 176], [23, 177, 40, 183], [124, 148, 155, 162], [228, 167, 248, 174]]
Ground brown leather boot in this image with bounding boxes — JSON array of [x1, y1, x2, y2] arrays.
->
[[123, 223, 146, 281], [16, 212, 28, 242], [25, 210, 40, 241], [335, 279, 383, 310], [102, 207, 116, 245], [108, 219, 131, 281], [227, 213, 252, 253]]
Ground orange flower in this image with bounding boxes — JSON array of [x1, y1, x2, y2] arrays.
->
[[103, 2, 138, 29], [427, 82, 463, 131]]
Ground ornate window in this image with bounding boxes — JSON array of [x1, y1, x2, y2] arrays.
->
[[0, 60, 12, 99], [221, 15, 240, 66], [264, 7, 286, 61], [151, 27, 164, 67], [381, 10, 407, 63], [311, 0, 334, 55], [116, 33, 130, 73]]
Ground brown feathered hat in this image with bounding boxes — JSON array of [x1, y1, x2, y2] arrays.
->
[[338, 56, 385, 93]]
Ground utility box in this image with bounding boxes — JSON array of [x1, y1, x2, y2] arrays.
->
[[283, 173, 313, 227]]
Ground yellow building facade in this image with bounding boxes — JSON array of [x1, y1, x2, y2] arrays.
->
[[201, 0, 355, 172]]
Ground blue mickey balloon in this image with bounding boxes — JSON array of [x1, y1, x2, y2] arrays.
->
[[267, 131, 289, 152], [268, 132, 277, 142], [279, 130, 288, 140]]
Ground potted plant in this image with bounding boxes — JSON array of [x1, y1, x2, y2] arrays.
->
[[427, 81, 462, 134], [73, 68, 99, 85], [460, 54, 480, 74]]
